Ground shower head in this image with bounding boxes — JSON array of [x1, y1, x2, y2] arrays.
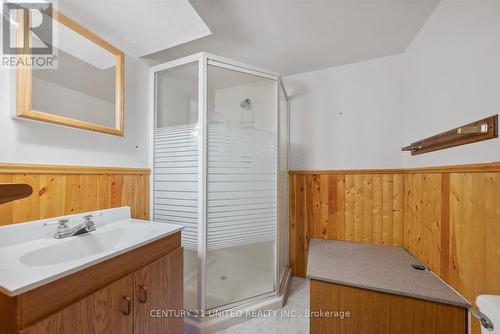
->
[[240, 98, 254, 129], [240, 98, 251, 110]]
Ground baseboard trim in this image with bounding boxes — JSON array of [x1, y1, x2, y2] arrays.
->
[[184, 294, 284, 334]]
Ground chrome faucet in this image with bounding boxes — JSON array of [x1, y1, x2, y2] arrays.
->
[[46, 215, 97, 239]]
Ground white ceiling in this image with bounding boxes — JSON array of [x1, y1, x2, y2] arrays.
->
[[54, 0, 441, 76], [145, 0, 441, 75], [57, 0, 211, 58]]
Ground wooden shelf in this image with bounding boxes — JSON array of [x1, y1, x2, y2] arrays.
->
[[402, 115, 498, 155]]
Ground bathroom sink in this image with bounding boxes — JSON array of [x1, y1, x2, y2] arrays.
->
[[0, 207, 182, 296], [20, 226, 152, 266]]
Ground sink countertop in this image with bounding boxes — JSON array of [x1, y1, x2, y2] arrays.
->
[[0, 207, 183, 297], [307, 238, 470, 308]]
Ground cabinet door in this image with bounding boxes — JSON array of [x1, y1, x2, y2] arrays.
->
[[19, 274, 134, 334], [134, 247, 183, 334]]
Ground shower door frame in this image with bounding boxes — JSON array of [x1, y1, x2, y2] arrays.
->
[[150, 52, 288, 315], [277, 79, 290, 292]]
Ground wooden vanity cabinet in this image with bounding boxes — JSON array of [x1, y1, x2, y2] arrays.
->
[[0, 232, 183, 334], [134, 247, 183, 334], [19, 274, 134, 334], [310, 280, 468, 334]]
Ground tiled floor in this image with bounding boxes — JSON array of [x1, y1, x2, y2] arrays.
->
[[215, 277, 310, 334]]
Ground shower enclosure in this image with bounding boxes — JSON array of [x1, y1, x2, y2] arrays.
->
[[151, 53, 289, 329]]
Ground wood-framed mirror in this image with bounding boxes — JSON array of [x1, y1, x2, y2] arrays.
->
[[16, 7, 125, 136]]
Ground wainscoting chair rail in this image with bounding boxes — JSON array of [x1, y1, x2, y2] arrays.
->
[[0, 163, 150, 175], [289, 161, 500, 175]]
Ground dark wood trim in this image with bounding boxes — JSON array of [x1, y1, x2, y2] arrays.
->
[[402, 115, 498, 155]]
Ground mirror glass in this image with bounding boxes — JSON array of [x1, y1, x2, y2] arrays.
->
[[30, 11, 119, 129]]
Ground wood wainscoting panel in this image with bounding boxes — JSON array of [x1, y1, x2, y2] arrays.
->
[[403, 173, 443, 275], [289, 173, 404, 277], [290, 163, 500, 334], [0, 164, 150, 226], [449, 172, 500, 334], [0, 175, 14, 225]]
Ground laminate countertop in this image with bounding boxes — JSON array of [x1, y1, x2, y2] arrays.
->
[[307, 238, 470, 308]]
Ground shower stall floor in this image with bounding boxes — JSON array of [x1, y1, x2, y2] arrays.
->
[[185, 241, 275, 311]]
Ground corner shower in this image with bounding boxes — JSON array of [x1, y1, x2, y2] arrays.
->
[[151, 53, 290, 332]]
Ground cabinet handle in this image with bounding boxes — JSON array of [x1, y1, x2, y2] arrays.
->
[[121, 296, 131, 315], [139, 285, 147, 303]]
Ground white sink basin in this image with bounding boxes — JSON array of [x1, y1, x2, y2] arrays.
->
[[20, 226, 150, 266], [0, 207, 182, 296]]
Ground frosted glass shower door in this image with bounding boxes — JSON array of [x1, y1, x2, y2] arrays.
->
[[153, 61, 200, 311], [206, 63, 277, 309]]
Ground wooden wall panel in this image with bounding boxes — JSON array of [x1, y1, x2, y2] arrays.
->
[[404, 173, 442, 275], [449, 173, 500, 334], [39, 175, 63, 219], [137, 175, 150, 220], [290, 163, 500, 334], [0, 164, 150, 226], [0, 175, 13, 225], [393, 175, 404, 245], [289, 173, 404, 277]]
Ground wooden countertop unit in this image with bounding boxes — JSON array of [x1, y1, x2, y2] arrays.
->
[[307, 238, 469, 308]]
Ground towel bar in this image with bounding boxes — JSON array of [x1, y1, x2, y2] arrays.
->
[[470, 309, 494, 331]]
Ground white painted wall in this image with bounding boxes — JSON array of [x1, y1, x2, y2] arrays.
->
[[284, 55, 405, 170], [402, 0, 500, 167], [210, 80, 276, 131], [0, 55, 150, 168], [157, 75, 198, 128], [285, 0, 500, 170]]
